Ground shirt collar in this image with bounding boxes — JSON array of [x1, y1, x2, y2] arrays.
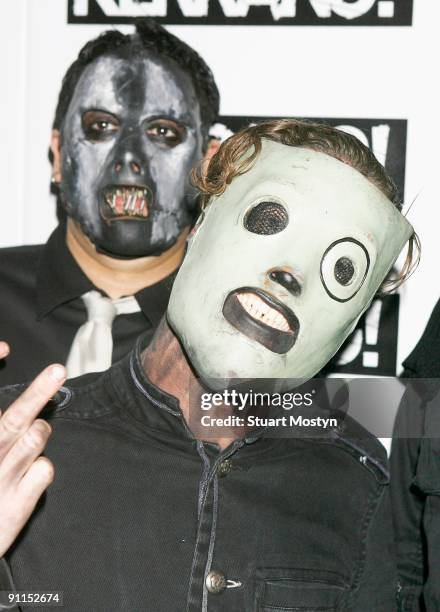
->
[[36, 223, 94, 320], [36, 223, 177, 325], [134, 271, 177, 328]]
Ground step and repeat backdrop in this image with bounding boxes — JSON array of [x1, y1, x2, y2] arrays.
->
[[0, 0, 438, 383], [67, 0, 412, 25]]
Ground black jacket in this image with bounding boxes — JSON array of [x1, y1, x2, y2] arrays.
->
[[391, 298, 440, 611], [0, 342, 397, 611]]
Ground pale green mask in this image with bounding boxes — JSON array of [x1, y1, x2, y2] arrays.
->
[[167, 140, 413, 389]]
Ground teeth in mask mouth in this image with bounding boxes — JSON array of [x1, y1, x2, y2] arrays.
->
[[222, 287, 300, 355], [236, 292, 290, 332], [103, 185, 150, 219]]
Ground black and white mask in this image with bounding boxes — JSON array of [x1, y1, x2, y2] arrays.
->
[[59, 51, 204, 257]]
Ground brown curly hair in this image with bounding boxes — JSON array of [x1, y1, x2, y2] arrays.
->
[[192, 118, 419, 290]]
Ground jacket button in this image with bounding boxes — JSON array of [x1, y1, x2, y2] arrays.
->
[[217, 459, 233, 477], [205, 570, 227, 594]]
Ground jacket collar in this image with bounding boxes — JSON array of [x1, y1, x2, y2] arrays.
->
[[100, 335, 267, 451], [122, 336, 282, 450]]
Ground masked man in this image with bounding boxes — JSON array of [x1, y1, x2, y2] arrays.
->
[[0, 18, 219, 384], [0, 120, 415, 611]]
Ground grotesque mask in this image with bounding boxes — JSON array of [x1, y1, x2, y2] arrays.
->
[[59, 49, 203, 258], [168, 140, 413, 389]]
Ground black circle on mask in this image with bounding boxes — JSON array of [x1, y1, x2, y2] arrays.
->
[[244, 201, 288, 235], [334, 257, 355, 285]]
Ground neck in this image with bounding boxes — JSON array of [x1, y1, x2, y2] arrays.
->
[[66, 219, 188, 299], [142, 318, 243, 451]]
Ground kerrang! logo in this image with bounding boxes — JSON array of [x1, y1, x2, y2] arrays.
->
[[68, 0, 413, 25]]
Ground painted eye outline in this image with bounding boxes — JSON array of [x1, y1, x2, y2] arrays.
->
[[320, 238, 370, 302], [145, 119, 187, 148], [82, 110, 120, 141], [243, 199, 289, 235]]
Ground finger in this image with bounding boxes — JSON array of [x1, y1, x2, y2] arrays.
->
[[0, 342, 10, 359], [17, 457, 54, 503], [0, 457, 55, 556], [0, 419, 52, 482], [0, 365, 65, 452]]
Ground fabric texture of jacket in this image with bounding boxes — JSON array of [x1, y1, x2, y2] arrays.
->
[[391, 297, 440, 611], [0, 341, 397, 611]]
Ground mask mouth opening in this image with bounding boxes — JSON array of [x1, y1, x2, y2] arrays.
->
[[101, 184, 153, 222], [222, 287, 300, 354]]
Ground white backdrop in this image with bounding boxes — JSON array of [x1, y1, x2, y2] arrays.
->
[[0, 0, 438, 371]]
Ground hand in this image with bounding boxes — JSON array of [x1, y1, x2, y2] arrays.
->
[[0, 342, 10, 359], [0, 364, 66, 556]]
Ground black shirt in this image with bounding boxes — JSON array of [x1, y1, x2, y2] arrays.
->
[[0, 224, 174, 386], [0, 342, 397, 611]]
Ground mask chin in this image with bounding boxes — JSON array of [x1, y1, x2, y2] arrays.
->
[[93, 236, 180, 259], [94, 243, 153, 260], [67, 202, 188, 259], [92, 228, 181, 259]]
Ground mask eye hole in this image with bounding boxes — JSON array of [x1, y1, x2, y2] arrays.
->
[[321, 238, 370, 302], [244, 201, 288, 235], [334, 257, 355, 286], [82, 110, 120, 142]]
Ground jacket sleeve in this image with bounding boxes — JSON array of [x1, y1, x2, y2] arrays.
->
[[390, 387, 425, 611]]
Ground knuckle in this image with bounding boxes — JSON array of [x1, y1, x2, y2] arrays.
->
[[22, 430, 45, 451], [22, 422, 50, 451], [34, 419, 52, 436], [1, 413, 24, 436]]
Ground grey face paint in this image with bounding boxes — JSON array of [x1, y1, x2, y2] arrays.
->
[[60, 52, 204, 257], [168, 142, 413, 390]]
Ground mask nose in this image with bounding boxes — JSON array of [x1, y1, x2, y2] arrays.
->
[[109, 131, 149, 184], [113, 151, 143, 178], [269, 269, 302, 297]]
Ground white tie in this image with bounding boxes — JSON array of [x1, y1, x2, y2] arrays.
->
[[66, 290, 141, 378]]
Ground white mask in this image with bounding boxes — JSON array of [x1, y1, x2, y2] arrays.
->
[[168, 141, 413, 390]]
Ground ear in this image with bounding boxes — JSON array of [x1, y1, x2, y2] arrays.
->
[[50, 130, 62, 183], [201, 138, 221, 175], [206, 137, 221, 160]]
